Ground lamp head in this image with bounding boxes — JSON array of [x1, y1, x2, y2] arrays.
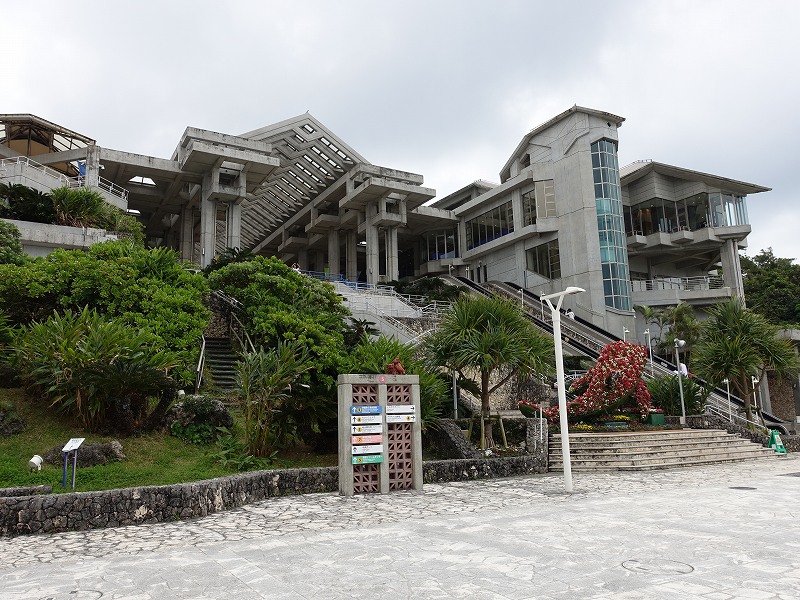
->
[[674, 339, 686, 348], [643, 328, 649, 334]]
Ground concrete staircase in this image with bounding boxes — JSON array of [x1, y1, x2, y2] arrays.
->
[[549, 429, 779, 472], [203, 338, 238, 392]]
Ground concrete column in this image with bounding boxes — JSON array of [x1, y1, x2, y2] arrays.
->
[[720, 239, 745, 299], [200, 193, 216, 268], [385, 226, 399, 282], [297, 248, 308, 270], [225, 201, 242, 250], [315, 250, 325, 273], [180, 206, 194, 262], [327, 229, 340, 276], [84, 144, 101, 189], [365, 222, 380, 286], [346, 230, 358, 281]]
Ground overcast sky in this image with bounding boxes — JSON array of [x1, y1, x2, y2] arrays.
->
[[6, 0, 799, 262]]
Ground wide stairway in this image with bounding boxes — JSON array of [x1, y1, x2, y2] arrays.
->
[[549, 429, 778, 472]]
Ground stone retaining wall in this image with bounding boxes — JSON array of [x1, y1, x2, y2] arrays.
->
[[686, 414, 800, 451], [1, 448, 549, 537]]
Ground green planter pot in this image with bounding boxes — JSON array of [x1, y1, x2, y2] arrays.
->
[[646, 413, 665, 426]]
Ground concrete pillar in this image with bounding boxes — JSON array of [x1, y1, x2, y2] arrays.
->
[[365, 222, 380, 286], [84, 144, 101, 189], [385, 226, 399, 282], [315, 250, 325, 273], [327, 229, 340, 276], [200, 193, 216, 269], [297, 248, 308, 270], [720, 239, 745, 299], [225, 201, 242, 250], [180, 206, 194, 262], [346, 230, 358, 281]]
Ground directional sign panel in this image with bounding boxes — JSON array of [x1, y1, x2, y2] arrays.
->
[[351, 414, 382, 424], [352, 454, 383, 465], [352, 444, 383, 455], [386, 404, 416, 414], [386, 414, 417, 423], [62, 438, 86, 452], [350, 405, 382, 415], [352, 434, 383, 445], [351, 424, 383, 435]]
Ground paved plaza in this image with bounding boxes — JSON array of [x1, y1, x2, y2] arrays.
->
[[1, 456, 799, 599]]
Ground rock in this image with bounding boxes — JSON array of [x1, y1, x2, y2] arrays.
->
[[43, 440, 125, 467]]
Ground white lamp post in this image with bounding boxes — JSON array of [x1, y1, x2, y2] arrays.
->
[[751, 376, 760, 418], [623, 327, 630, 342], [674, 338, 686, 425], [643, 328, 653, 375], [541, 286, 586, 493]]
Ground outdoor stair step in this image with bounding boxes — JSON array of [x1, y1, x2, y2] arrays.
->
[[549, 440, 766, 455], [549, 446, 771, 465], [552, 430, 731, 442], [550, 453, 776, 472]]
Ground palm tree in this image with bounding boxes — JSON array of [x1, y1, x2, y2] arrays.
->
[[424, 294, 554, 447], [692, 298, 799, 422]]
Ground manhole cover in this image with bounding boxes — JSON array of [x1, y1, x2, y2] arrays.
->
[[622, 559, 694, 574], [729, 486, 757, 490]]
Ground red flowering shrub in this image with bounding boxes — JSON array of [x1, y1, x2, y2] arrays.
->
[[519, 341, 653, 424]]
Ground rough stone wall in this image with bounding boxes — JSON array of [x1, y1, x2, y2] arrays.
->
[[1, 448, 551, 537], [766, 372, 797, 424], [425, 419, 480, 459]]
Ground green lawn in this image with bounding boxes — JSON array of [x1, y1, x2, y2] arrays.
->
[[0, 388, 336, 493]]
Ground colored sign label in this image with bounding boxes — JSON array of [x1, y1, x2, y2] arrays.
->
[[352, 454, 383, 464], [386, 414, 417, 423], [386, 404, 415, 414], [352, 444, 383, 455], [352, 434, 383, 445], [350, 405, 382, 415], [351, 424, 383, 435], [351, 414, 382, 424]]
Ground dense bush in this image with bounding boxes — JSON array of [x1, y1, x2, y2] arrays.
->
[[646, 374, 709, 416], [166, 394, 233, 444], [15, 308, 179, 432], [344, 335, 450, 429], [0, 241, 209, 384], [0, 183, 56, 223], [0, 220, 25, 266]]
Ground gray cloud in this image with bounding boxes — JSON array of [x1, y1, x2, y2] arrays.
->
[[6, 0, 798, 260]]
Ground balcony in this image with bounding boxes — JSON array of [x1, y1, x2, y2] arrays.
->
[[631, 276, 731, 306]]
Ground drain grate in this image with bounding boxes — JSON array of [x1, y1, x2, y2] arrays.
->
[[729, 486, 757, 490], [622, 559, 693, 574]]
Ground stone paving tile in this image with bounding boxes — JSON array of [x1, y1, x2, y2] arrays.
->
[[1, 457, 799, 599]]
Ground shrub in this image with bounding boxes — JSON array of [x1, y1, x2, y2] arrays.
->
[[166, 394, 233, 444], [646, 374, 709, 416], [0, 220, 25, 265], [15, 307, 178, 432]]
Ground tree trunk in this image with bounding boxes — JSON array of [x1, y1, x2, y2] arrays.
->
[[739, 374, 754, 422], [481, 370, 494, 448]]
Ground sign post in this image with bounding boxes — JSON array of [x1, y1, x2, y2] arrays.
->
[[338, 374, 421, 496], [61, 438, 85, 490]]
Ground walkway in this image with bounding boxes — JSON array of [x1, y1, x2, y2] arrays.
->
[[2, 457, 799, 599]]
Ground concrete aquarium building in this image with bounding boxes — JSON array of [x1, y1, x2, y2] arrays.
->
[[1, 106, 770, 337]]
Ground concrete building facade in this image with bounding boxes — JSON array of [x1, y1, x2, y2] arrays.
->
[[1, 107, 770, 335]]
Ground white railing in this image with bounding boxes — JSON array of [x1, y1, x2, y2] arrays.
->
[[69, 175, 129, 202], [0, 156, 70, 187], [1, 156, 129, 202], [631, 275, 725, 293], [705, 402, 770, 435]]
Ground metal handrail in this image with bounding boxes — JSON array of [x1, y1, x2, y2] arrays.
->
[[195, 335, 206, 394], [706, 402, 770, 435], [1, 156, 130, 201], [0, 156, 70, 186], [631, 275, 725, 293]]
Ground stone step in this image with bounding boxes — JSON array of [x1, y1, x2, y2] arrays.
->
[[550, 452, 776, 472], [552, 430, 731, 443], [549, 446, 771, 466], [549, 439, 766, 456]]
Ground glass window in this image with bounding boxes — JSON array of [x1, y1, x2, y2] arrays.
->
[[526, 240, 561, 280], [591, 139, 631, 311], [465, 200, 514, 250]]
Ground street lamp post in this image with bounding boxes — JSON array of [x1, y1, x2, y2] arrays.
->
[[674, 338, 686, 425], [541, 286, 586, 493], [623, 327, 630, 342], [644, 328, 653, 375], [751, 376, 760, 419]]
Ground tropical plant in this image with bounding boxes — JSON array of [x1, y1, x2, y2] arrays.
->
[[345, 335, 451, 429], [236, 341, 314, 457], [0, 241, 209, 384], [645, 374, 709, 416], [691, 298, 799, 422], [0, 220, 25, 265], [202, 247, 256, 275], [524, 341, 652, 424], [343, 317, 380, 348], [0, 183, 56, 223], [14, 307, 178, 432], [424, 294, 554, 447], [635, 302, 700, 358]]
